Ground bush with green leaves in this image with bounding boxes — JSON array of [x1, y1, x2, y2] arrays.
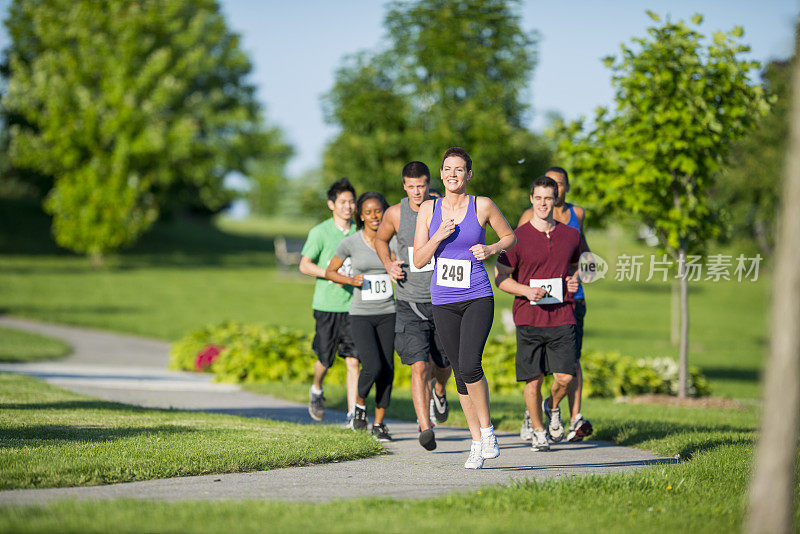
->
[[172, 322, 710, 397]]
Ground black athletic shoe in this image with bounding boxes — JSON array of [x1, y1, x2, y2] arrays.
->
[[371, 423, 392, 442], [353, 405, 368, 431], [308, 389, 325, 421], [430, 379, 449, 424], [419, 428, 437, 451]]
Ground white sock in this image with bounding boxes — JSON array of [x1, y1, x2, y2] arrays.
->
[[355, 403, 366, 411], [472, 440, 481, 448], [480, 425, 494, 437], [310, 385, 322, 395]]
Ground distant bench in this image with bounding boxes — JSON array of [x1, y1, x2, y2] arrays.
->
[[274, 236, 304, 269]]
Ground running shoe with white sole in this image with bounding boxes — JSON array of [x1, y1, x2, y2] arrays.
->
[[480, 430, 500, 459], [566, 413, 593, 442], [353, 405, 368, 431], [419, 428, 436, 451], [464, 441, 484, 469], [371, 423, 392, 442], [531, 428, 550, 452], [343, 412, 355, 430], [520, 409, 534, 441], [543, 397, 564, 443], [430, 379, 449, 423], [308, 389, 325, 421]]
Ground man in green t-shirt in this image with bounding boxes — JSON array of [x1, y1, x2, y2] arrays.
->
[[299, 178, 360, 425]]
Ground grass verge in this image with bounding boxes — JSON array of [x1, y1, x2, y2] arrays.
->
[[2, 440, 797, 533], [0, 373, 383, 490], [0, 326, 70, 362]]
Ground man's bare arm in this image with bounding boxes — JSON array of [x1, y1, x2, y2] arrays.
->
[[299, 255, 326, 278]]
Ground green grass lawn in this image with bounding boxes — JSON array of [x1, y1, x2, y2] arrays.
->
[[0, 196, 791, 533], [2, 407, 796, 534], [0, 373, 383, 490], [0, 326, 70, 362]]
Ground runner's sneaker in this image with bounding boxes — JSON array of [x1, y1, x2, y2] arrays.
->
[[480, 429, 500, 459], [343, 412, 355, 430], [353, 405, 368, 431], [464, 441, 484, 469], [371, 423, 392, 442], [531, 428, 550, 452], [430, 379, 449, 423], [542, 397, 564, 443], [520, 409, 534, 441], [308, 389, 325, 421], [566, 413, 593, 442], [419, 428, 437, 451]]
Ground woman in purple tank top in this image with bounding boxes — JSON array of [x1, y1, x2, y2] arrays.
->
[[412, 147, 516, 469]]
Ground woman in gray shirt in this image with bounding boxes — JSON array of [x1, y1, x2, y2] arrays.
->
[[326, 192, 398, 441]]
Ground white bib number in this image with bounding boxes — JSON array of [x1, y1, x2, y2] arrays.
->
[[362, 274, 393, 301], [408, 247, 434, 273], [436, 258, 471, 288], [529, 277, 563, 305]]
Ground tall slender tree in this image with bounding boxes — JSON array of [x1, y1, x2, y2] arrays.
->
[[556, 13, 769, 396]]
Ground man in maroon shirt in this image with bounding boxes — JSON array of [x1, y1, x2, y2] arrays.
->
[[495, 175, 580, 452]]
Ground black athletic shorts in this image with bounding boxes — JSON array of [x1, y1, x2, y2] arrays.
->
[[395, 300, 449, 368], [312, 310, 356, 368], [515, 324, 578, 381], [573, 299, 586, 359]]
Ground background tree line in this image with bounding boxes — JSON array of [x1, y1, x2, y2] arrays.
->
[[0, 0, 788, 263]]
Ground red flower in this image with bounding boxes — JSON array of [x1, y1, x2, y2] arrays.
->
[[195, 344, 223, 371]]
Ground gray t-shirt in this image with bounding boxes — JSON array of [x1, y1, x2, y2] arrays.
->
[[334, 231, 398, 316], [395, 197, 434, 303]]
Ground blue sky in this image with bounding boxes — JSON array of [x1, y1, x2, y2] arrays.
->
[[1, 1, 796, 177]]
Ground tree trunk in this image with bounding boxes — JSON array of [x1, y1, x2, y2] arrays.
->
[[670, 280, 680, 347], [746, 37, 800, 534], [90, 252, 104, 269], [677, 242, 689, 398]]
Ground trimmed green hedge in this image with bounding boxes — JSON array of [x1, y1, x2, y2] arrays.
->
[[171, 322, 710, 397]]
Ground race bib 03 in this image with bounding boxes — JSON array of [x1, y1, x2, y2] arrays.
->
[[529, 277, 563, 305], [409, 247, 434, 273], [362, 274, 393, 301], [436, 258, 471, 289]]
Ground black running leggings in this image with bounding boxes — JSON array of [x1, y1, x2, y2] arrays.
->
[[349, 313, 396, 409], [432, 297, 494, 395]]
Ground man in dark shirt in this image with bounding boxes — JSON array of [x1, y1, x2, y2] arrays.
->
[[495, 175, 580, 452]]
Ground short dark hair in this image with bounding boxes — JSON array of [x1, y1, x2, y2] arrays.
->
[[530, 175, 558, 198], [546, 166, 569, 185], [402, 161, 430, 183], [428, 187, 443, 199], [442, 147, 472, 172], [327, 177, 355, 203], [355, 191, 389, 230]]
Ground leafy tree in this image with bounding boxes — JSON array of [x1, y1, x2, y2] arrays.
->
[[322, 0, 550, 210], [1, 0, 291, 263], [556, 12, 769, 396], [714, 59, 791, 255]]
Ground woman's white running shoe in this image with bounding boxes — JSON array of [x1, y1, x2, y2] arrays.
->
[[464, 441, 485, 469], [481, 430, 500, 459]]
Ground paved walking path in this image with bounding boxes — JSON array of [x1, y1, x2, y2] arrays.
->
[[0, 316, 672, 505]]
